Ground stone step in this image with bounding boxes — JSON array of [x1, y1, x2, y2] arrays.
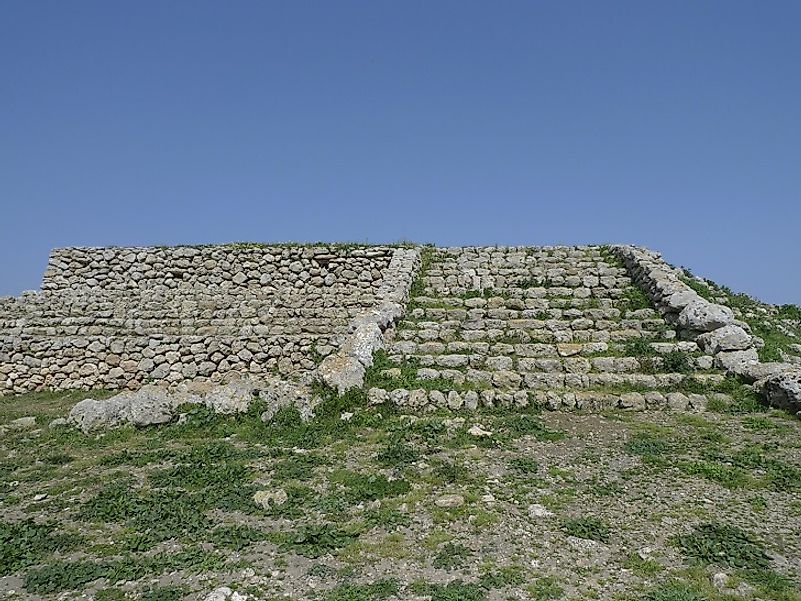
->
[[395, 329, 674, 345], [411, 307, 662, 321], [366, 386, 729, 412], [398, 317, 668, 332], [381, 355, 711, 377], [416, 285, 632, 299], [377, 366, 720, 389], [388, 340, 699, 357]]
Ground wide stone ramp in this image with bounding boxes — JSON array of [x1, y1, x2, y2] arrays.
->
[[368, 246, 727, 411]]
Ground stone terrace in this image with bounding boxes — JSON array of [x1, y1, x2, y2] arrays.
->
[[369, 246, 727, 411], [0, 245, 397, 394]]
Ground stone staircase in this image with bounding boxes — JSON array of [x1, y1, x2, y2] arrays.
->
[[367, 246, 730, 411]]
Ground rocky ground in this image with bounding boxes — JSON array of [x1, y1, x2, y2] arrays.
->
[[1, 390, 800, 601]]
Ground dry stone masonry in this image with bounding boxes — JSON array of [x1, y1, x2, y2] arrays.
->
[[0, 245, 400, 394], [1, 243, 799, 418], [367, 246, 727, 412], [612, 245, 801, 414]]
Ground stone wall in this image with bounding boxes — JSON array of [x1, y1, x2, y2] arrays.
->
[[612, 245, 801, 414], [0, 245, 411, 395]]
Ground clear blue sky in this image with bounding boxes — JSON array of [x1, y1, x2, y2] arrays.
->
[[2, 1, 799, 303]]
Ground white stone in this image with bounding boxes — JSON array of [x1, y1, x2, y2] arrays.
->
[[697, 325, 752, 354], [678, 300, 734, 332], [467, 424, 493, 437], [253, 488, 288, 510], [435, 494, 465, 508], [527, 503, 554, 518]]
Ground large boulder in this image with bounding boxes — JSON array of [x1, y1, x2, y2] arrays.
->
[[678, 300, 734, 332], [179, 379, 256, 414], [67, 376, 316, 432], [341, 322, 383, 367], [67, 387, 175, 433], [697, 325, 752, 354], [737, 361, 795, 384], [714, 348, 759, 373], [755, 369, 801, 414], [68, 396, 130, 433], [126, 388, 176, 427], [317, 354, 365, 395], [663, 290, 701, 312]]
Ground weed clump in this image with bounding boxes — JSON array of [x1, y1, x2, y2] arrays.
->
[[561, 516, 611, 543], [673, 523, 770, 570]]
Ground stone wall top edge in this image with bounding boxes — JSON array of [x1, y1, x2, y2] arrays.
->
[[49, 244, 403, 253]]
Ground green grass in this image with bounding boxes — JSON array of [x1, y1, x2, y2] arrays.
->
[[640, 581, 706, 601]]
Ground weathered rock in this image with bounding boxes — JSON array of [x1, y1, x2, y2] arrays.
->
[[180, 379, 256, 414], [755, 368, 801, 413], [8, 416, 36, 431], [435, 494, 465, 508], [68, 395, 134, 433], [619, 392, 645, 410], [126, 388, 176, 427], [666, 392, 689, 411], [202, 587, 253, 601], [715, 348, 759, 372], [736, 361, 794, 384], [318, 354, 365, 394], [663, 290, 700, 312], [253, 488, 288, 510], [697, 325, 752, 354], [67, 376, 313, 432], [678, 300, 734, 332], [341, 322, 383, 367], [527, 503, 554, 518], [467, 424, 492, 437]]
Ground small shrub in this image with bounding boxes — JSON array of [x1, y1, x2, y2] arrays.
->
[[625, 339, 657, 357], [432, 460, 470, 483], [624, 434, 671, 460], [432, 542, 471, 570], [0, 520, 82, 576], [509, 457, 540, 474], [673, 523, 770, 570], [140, 586, 187, 601], [336, 472, 411, 503], [777, 304, 801, 321], [478, 566, 525, 588], [280, 524, 358, 558], [561, 516, 610, 543], [526, 576, 565, 600], [272, 453, 327, 481], [376, 440, 420, 468], [24, 561, 107, 594], [428, 581, 487, 601], [499, 415, 565, 441], [324, 579, 399, 601], [618, 287, 652, 314], [363, 507, 411, 529], [662, 351, 693, 373], [678, 460, 750, 489]]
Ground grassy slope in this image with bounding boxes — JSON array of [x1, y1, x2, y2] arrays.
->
[[1, 387, 801, 601]]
